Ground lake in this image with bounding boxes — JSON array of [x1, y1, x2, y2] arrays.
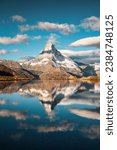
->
[[0, 80, 100, 150]]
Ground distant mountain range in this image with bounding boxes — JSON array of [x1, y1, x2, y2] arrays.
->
[[0, 42, 97, 80]]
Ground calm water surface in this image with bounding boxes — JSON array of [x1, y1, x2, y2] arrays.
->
[[0, 80, 100, 150]]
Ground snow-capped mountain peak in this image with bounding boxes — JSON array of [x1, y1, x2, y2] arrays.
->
[[43, 42, 57, 52], [19, 43, 96, 79]]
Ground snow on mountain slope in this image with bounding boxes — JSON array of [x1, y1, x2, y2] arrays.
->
[[20, 42, 80, 69], [19, 42, 96, 78]]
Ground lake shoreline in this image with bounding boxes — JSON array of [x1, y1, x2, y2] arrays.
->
[[0, 75, 100, 82]]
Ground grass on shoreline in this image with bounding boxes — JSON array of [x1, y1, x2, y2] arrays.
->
[[0, 75, 100, 83], [0, 76, 32, 81]]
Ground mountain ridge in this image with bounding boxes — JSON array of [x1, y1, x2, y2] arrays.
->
[[0, 42, 96, 80]]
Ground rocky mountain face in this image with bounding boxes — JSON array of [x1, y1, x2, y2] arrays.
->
[[0, 64, 14, 77], [0, 60, 38, 80], [19, 42, 96, 79]]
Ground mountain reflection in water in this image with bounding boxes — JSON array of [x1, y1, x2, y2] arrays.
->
[[0, 80, 100, 150]]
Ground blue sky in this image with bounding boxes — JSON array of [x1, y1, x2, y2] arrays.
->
[[0, 0, 100, 61]]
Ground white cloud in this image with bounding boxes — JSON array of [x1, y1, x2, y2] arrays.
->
[[38, 22, 76, 35], [11, 49, 19, 53], [60, 49, 100, 64], [79, 16, 100, 31], [0, 34, 29, 44], [19, 121, 75, 133], [60, 49, 100, 57], [19, 16, 99, 34], [19, 24, 36, 32], [32, 35, 41, 40], [19, 22, 77, 35], [37, 123, 74, 133], [19, 24, 30, 31], [69, 36, 100, 48], [79, 57, 100, 64], [0, 49, 7, 54], [69, 108, 100, 120], [18, 122, 99, 139], [0, 109, 27, 120], [11, 15, 26, 22], [0, 99, 6, 105], [0, 49, 19, 55], [0, 99, 20, 106], [47, 33, 59, 44], [59, 97, 100, 107]]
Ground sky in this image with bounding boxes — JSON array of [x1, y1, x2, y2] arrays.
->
[[0, 0, 100, 63]]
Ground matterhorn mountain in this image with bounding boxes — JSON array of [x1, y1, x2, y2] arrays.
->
[[19, 42, 96, 80]]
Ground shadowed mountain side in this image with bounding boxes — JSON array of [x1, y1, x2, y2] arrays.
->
[[0, 61, 39, 80], [0, 64, 14, 76]]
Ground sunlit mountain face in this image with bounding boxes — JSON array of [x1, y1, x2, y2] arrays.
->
[[0, 80, 100, 150]]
